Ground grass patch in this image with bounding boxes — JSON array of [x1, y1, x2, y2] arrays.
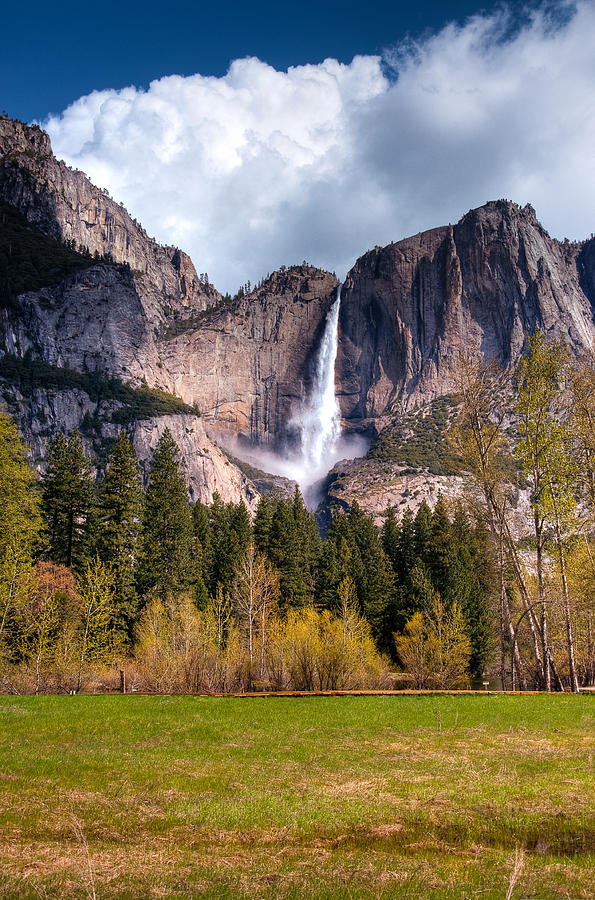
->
[[0, 694, 592, 898], [0, 353, 199, 423]]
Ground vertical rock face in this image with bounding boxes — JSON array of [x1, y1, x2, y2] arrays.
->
[[159, 266, 339, 447], [337, 201, 595, 422]]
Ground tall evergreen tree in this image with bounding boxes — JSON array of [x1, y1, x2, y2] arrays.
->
[[327, 503, 395, 651], [42, 431, 94, 572], [253, 494, 274, 556], [192, 499, 213, 600], [208, 495, 252, 595], [395, 508, 417, 579], [96, 432, 143, 635], [414, 501, 433, 563], [381, 507, 400, 571], [264, 489, 321, 607], [136, 429, 195, 599]]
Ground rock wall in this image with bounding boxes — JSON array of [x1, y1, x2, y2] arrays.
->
[[2, 117, 595, 516], [159, 266, 339, 446], [337, 201, 595, 422], [2, 381, 258, 510]]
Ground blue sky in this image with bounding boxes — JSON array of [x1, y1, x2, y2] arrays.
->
[[4, 1, 594, 292], [5, 0, 536, 122]]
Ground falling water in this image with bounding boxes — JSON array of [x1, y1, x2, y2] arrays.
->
[[230, 282, 368, 504], [299, 284, 342, 471]]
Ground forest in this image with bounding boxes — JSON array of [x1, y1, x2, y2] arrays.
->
[[0, 333, 593, 694]]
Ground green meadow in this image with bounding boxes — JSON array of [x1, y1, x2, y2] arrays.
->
[[0, 694, 592, 898]]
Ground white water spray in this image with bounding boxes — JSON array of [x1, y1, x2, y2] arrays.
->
[[299, 284, 342, 470]]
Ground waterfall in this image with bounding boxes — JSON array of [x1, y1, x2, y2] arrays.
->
[[232, 282, 367, 506], [299, 284, 342, 470]]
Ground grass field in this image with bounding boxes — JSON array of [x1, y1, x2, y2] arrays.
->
[[0, 694, 592, 899]]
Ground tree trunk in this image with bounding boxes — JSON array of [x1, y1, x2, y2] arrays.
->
[[535, 516, 551, 692], [553, 515, 580, 692]]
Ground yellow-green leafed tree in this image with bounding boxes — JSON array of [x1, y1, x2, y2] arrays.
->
[[75, 557, 119, 692], [569, 352, 595, 519], [395, 597, 471, 689], [277, 590, 388, 692], [516, 332, 580, 691], [0, 412, 43, 663], [232, 544, 279, 687]]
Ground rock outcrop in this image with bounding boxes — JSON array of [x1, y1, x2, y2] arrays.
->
[[0, 117, 258, 506], [337, 201, 595, 423]]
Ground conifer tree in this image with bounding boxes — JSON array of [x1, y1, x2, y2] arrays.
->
[[192, 499, 213, 599], [397, 509, 417, 574], [208, 496, 252, 594], [42, 431, 94, 572], [96, 432, 143, 635], [315, 538, 341, 610], [136, 429, 195, 599], [343, 503, 395, 651], [253, 494, 274, 556], [267, 497, 309, 606], [265, 490, 320, 607], [414, 501, 433, 563], [381, 507, 400, 571]]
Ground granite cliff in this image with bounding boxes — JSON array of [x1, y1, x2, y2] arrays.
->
[[337, 200, 595, 425], [159, 266, 339, 447], [0, 117, 258, 505]]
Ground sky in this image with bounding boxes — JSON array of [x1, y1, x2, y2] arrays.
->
[[4, 0, 595, 293]]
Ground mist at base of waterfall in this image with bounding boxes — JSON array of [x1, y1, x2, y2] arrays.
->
[[236, 431, 370, 508]]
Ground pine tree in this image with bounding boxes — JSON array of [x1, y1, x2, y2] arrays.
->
[[253, 494, 274, 556], [208, 496, 252, 595], [381, 507, 400, 570], [192, 499, 213, 601], [428, 495, 452, 596], [96, 432, 143, 636], [345, 503, 395, 651], [136, 429, 195, 599], [42, 431, 94, 573], [267, 497, 309, 606], [395, 508, 416, 578], [414, 502, 433, 564]]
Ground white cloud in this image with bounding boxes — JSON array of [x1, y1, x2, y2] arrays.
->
[[44, 2, 595, 294]]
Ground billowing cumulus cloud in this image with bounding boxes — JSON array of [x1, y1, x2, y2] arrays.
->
[[44, 1, 595, 293]]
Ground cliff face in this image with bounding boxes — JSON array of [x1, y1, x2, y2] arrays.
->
[[159, 266, 339, 447], [0, 119, 339, 452], [337, 201, 595, 422]]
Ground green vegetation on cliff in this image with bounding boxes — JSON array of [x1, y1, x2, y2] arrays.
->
[[0, 353, 199, 423], [0, 199, 98, 304], [368, 397, 460, 475]]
